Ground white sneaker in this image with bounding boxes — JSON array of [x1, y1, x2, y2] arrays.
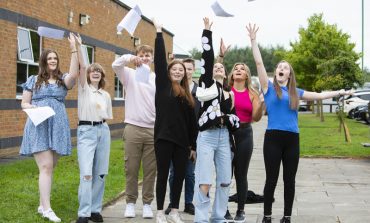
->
[[168, 211, 184, 223], [156, 211, 168, 223], [142, 204, 154, 219], [42, 208, 61, 222], [124, 203, 136, 218], [37, 206, 43, 215]]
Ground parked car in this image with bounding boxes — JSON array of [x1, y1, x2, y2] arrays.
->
[[339, 90, 370, 115], [351, 104, 368, 120]]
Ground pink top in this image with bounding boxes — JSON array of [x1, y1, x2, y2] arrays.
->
[[232, 87, 253, 123]]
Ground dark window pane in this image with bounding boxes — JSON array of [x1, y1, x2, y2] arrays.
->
[[29, 64, 38, 76], [16, 63, 28, 94], [30, 31, 40, 62], [87, 47, 93, 63]]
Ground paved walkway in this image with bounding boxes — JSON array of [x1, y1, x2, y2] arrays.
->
[[101, 116, 370, 223]]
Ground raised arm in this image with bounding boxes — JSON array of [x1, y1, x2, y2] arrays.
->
[[302, 89, 352, 101], [64, 33, 80, 89], [199, 17, 215, 88], [153, 19, 169, 89], [71, 33, 88, 88], [247, 24, 269, 93], [216, 38, 230, 64]]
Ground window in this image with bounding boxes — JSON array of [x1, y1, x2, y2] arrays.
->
[[16, 27, 41, 95], [81, 44, 94, 65], [114, 54, 124, 99]]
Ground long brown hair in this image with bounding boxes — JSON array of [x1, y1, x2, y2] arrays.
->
[[167, 60, 194, 108], [228, 62, 259, 96], [274, 60, 299, 110], [35, 49, 64, 90], [86, 63, 106, 89]]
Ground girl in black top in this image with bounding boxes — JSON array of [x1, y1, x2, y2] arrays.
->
[[153, 20, 197, 223], [194, 17, 240, 223]]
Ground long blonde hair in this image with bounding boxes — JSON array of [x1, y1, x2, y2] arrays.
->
[[274, 60, 299, 110], [229, 62, 259, 96]]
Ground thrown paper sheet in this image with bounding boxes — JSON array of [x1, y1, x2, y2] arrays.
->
[[135, 64, 151, 84], [23, 106, 56, 127], [37, 26, 65, 39], [117, 5, 142, 35], [211, 1, 234, 17]]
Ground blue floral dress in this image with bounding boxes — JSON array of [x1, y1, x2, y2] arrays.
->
[[20, 75, 72, 156]]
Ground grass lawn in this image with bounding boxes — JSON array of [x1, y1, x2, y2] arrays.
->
[[299, 113, 370, 158], [0, 140, 125, 223]]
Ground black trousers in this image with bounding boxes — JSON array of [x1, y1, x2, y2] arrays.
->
[[155, 139, 188, 210], [263, 130, 299, 216], [233, 125, 254, 211]]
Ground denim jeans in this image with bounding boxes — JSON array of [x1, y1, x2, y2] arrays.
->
[[194, 127, 231, 223], [77, 123, 111, 217], [168, 158, 195, 205]]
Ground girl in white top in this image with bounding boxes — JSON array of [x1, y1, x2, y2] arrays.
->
[[74, 35, 113, 223]]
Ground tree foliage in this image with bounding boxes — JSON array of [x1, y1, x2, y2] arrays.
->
[[189, 45, 286, 76], [284, 13, 363, 91]]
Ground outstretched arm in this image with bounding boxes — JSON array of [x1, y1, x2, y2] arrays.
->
[[302, 89, 352, 101], [247, 24, 269, 93]]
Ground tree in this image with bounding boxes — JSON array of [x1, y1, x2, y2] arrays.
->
[[189, 47, 202, 60], [284, 13, 363, 141], [285, 13, 363, 91]]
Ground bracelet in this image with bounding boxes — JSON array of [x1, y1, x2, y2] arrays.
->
[[71, 50, 77, 53], [219, 55, 224, 58]]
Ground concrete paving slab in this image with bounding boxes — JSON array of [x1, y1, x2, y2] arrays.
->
[[99, 116, 370, 223]]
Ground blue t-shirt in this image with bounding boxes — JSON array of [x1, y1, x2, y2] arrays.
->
[[264, 81, 304, 133]]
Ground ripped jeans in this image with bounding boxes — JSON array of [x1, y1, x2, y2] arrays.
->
[[77, 123, 111, 217], [194, 127, 231, 223]]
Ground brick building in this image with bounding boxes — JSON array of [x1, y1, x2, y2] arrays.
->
[[0, 0, 174, 157]]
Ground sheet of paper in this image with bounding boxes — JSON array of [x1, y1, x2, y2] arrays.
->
[[135, 64, 151, 84], [37, 26, 65, 39], [117, 5, 142, 36], [211, 1, 234, 17], [23, 106, 56, 126]]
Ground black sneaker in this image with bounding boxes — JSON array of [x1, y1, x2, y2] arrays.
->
[[262, 216, 272, 223], [76, 217, 89, 223], [164, 203, 172, 215], [89, 212, 104, 222], [280, 216, 291, 223], [184, 203, 195, 215], [224, 209, 233, 222], [233, 210, 245, 223]]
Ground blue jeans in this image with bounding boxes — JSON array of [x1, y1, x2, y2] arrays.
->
[[168, 158, 195, 205], [77, 123, 111, 217], [194, 127, 231, 223]]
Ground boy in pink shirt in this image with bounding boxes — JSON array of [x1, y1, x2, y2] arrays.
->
[[112, 45, 156, 219]]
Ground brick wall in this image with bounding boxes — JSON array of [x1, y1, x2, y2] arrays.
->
[[0, 0, 173, 154]]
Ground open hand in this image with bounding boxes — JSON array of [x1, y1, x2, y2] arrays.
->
[[246, 23, 259, 41], [203, 17, 213, 30]]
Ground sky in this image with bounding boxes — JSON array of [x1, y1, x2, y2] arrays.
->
[[120, 0, 369, 69]]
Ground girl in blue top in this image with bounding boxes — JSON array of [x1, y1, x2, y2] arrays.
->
[[247, 24, 352, 223]]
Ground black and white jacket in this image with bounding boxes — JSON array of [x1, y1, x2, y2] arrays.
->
[[197, 29, 240, 132]]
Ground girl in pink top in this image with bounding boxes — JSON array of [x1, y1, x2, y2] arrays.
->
[[225, 62, 263, 222]]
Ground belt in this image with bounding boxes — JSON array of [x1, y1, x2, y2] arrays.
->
[[78, 120, 106, 126], [239, 122, 251, 129]]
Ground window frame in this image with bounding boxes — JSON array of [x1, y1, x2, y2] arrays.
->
[[16, 27, 42, 98], [114, 54, 125, 100]]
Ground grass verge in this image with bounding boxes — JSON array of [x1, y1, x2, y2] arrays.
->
[[0, 140, 125, 223], [299, 113, 370, 158]]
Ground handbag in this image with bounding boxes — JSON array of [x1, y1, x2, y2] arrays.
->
[[196, 81, 218, 102]]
